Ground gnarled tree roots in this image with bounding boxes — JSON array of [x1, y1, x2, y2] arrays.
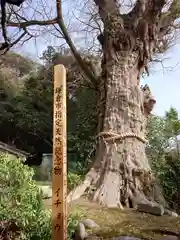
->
[[67, 163, 162, 208]]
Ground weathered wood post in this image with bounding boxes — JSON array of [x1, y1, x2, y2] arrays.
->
[[52, 64, 67, 240]]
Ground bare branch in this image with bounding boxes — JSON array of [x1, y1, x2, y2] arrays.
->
[[7, 18, 57, 28], [127, 0, 146, 19], [3, 0, 179, 89], [56, 0, 98, 89], [128, 0, 166, 24], [6, 1, 99, 89], [0, 31, 27, 54]]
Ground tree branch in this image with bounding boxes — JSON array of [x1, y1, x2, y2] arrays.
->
[[7, 5, 99, 89], [128, 0, 166, 24], [127, 0, 146, 19], [150, 0, 166, 18], [0, 31, 27, 54], [93, 0, 120, 22], [56, 0, 98, 89], [7, 19, 57, 28]]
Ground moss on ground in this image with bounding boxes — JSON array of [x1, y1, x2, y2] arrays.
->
[[68, 198, 180, 240], [43, 195, 180, 239]]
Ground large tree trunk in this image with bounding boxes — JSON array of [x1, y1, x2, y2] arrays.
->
[[89, 54, 151, 208], [68, 50, 165, 208], [68, 0, 167, 208]]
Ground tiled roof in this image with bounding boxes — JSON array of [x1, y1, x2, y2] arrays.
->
[[0, 141, 28, 157]]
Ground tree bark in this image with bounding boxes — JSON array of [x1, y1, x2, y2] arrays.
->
[[68, 50, 165, 208], [91, 53, 149, 208]]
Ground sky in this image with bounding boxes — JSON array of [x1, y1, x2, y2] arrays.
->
[[142, 44, 180, 117], [8, 0, 180, 118]]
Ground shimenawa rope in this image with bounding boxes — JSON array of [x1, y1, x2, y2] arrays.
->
[[96, 131, 148, 143]]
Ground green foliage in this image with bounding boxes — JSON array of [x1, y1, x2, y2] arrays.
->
[[40, 46, 56, 65], [170, 0, 180, 16], [68, 211, 85, 240], [0, 47, 97, 171], [68, 172, 83, 191], [68, 87, 97, 173], [13, 72, 53, 152], [0, 48, 97, 238], [0, 154, 51, 239], [147, 107, 180, 210], [0, 68, 53, 153], [146, 115, 168, 165], [164, 107, 180, 137]]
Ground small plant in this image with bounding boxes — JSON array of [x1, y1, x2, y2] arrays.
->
[[68, 211, 85, 240], [68, 172, 83, 191], [0, 153, 51, 239]]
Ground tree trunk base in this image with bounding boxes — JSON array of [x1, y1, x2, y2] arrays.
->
[[68, 140, 166, 208], [67, 168, 165, 208], [67, 174, 93, 203]]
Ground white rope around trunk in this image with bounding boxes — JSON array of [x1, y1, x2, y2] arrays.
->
[[96, 131, 148, 143]]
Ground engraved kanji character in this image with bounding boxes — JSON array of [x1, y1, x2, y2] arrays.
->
[[55, 87, 62, 94], [56, 128, 62, 135], [55, 154, 62, 162], [55, 147, 62, 155], [55, 111, 62, 119], [56, 94, 61, 102], [55, 137, 62, 143], [54, 199, 61, 207], [54, 224, 61, 232], [56, 103, 62, 109], [55, 119, 61, 127], [53, 166, 62, 175], [55, 188, 60, 197]]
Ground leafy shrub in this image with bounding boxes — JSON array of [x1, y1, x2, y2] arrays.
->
[[146, 109, 180, 211], [0, 153, 51, 239], [68, 172, 83, 191], [68, 211, 85, 240], [156, 155, 180, 210]]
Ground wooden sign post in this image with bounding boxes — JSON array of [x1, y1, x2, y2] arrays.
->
[[52, 65, 67, 240]]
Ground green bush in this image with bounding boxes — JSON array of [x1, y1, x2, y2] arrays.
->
[[146, 109, 180, 211], [0, 153, 86, 239], [155, 155, 180, 210], [68, 172, 83, 191], [0, 153, 51, 239], [68, 211, 85, 240]]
